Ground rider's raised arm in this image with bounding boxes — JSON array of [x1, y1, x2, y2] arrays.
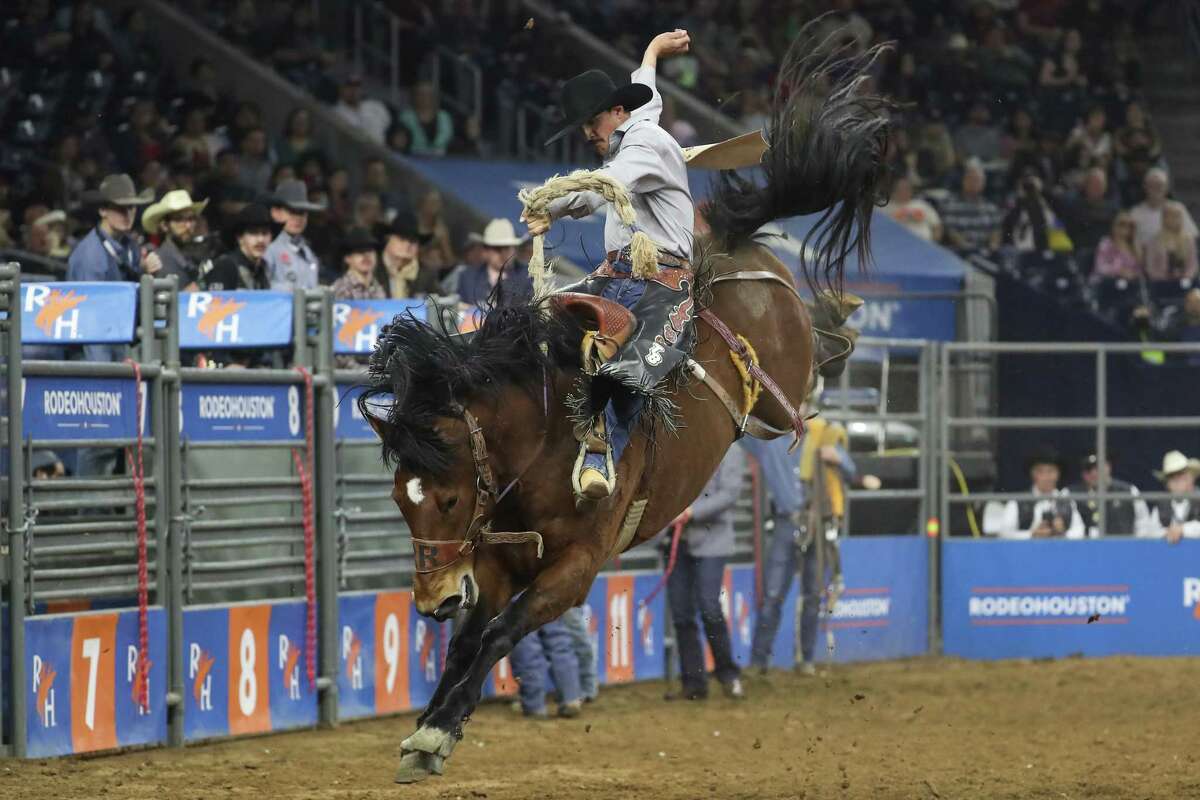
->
[[632, 30, 690, 126]]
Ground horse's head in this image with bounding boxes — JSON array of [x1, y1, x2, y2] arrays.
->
[[368, 410, 484, 621]]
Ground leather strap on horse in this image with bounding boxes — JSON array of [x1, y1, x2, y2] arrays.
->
[[685, 359, 794, 441], [697, 308, 806, 445]]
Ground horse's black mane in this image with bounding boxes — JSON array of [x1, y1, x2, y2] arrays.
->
[[358, 300, 580, 477]]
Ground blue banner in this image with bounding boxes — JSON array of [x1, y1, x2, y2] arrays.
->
[[23, 376, 149, 440], [335, 384, 376, 441], [178, 291, 293, 349], [332, 299, 426, 355], [943, 539, 1200, 659], [17, 282, 137, 344], [180, 383, 303, 442]]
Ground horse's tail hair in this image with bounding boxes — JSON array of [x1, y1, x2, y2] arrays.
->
[[703, 18, 895, 297]]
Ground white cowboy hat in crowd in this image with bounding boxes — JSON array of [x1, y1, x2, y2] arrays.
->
[[1154, 450, 1200, 482], [142, 189, 209, 235], [480, 218, 527, 248]]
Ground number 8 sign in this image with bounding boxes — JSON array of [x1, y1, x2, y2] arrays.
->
[[227, 606, 270, 735]]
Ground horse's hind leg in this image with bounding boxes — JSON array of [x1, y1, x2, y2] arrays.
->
[[398, 547, 596, 779]]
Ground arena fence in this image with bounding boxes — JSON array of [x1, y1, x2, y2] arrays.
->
[[5, 270, 1193, 758]]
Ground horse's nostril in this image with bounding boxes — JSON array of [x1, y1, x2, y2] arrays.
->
[[433, 595, 462, 622]]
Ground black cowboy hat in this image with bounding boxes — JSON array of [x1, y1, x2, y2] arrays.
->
[[81, 173, 154, 207], [341, 226, 378, 259], [544, 69, 653, 146], [1025, 446, 1064, 473], [272, 178, 326, 213], [386, 208, 432, 244], [227, 203, 273, 237]]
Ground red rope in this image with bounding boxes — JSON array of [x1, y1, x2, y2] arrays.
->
[[124, 359, 149, 712], [639, 518, 686, 608], [291, 366, 317, 690]]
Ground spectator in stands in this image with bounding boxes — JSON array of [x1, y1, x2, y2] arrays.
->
[[39, 134, 86, 209], [142, 190, 209, 291], [1065, 106, 1113, 173], [1003, 173, 1069, 255], [664, 448, 746, 701], [331, 227, 384, 300], [1062, 168, 1119, 261], [1038, 28, 1088, 89], [416, 190, 455, 278], [1002, 108, 1037, 166], [172, 105, 219, 174], [1010, 130, 1063, 188], [269, 4, 336, 86], [1091, 211, 1143, 283], [269, 164, 296, 192], [236, 127, 273, 193], [1130, 168, 1198, 246], [31, 450, 65, 481], [509, 617, 584, 719], [27, 209, 71, 260], [113, 99, 167, 174], [1144, 451, 1200, 544], [264, 179, 325, 291], [984, 448, 1085, 539], [202, 203, 272, 291], [361, 156, 407, 220], [1144, 201, 1199, 281], [221, 0, 268, 55], [375, 210, 438, 298], [559, 605, 598, 705], [976, 24, 1036, 92], [1155, 288, 1200, 349], [1115, 102, 1161, 166], [954, 101, 1004, 165], [276, 108, 325, 169], [940, 161, 1004, 256], [1068, 453, 1150, 537], [333, 72, 391, 145], [454, 219, 532, 305], [386, 123, 412, 155], [397, 82, 455, 157], [884, 176, 942, 242], [352, 192, 385, 239]]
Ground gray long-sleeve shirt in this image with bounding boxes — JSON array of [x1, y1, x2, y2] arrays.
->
[[679, 448, 746, 558], [546, 66, 694, 261]]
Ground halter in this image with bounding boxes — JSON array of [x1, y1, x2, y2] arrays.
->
[[408, 386, 548, 575]]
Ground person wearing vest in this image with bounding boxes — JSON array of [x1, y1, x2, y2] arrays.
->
[[1143, 450, 1200, 544], [1067, 453, 1151, 537], [990, 448, 1085, 539]]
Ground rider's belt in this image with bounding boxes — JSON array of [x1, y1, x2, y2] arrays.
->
[[606, 248, 690, 269], [591, 260, 693, 291]]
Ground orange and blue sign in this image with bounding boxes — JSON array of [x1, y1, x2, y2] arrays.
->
[[181, 601, 318, 742], [178, 291, 293, 349], [24, 608, 167, 758], [17, 282, 137, 344], [332, 299, 427, 355]]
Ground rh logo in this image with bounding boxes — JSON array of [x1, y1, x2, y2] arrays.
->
[[342, 627, 364, 690], [26, 286, 86, 339], [279, 635, 301, 700], [1185, 578, 1200, 619], [189, 644, 215, 711], [334, 305, 385, 351], [32, 656, 58, 727], [187, 293, 245, 343]]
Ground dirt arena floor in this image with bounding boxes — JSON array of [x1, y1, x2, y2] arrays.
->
[[6, 656, 1197, 800]]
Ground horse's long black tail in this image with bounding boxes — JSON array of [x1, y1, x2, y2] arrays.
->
[[704, 19, 895, 297]]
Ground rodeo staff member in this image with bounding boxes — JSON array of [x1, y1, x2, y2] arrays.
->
[[142, 189, 209, 291], [522, 29, 694, 501], [664, 447, 747, 701], [988, 448, 1085, 539], [265, 178, 325, 292], [1068, 453, 1150, 537], [1145, 450, 1200, 543]]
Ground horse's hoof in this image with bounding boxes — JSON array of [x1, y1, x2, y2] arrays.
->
[[401, 725, 458, 758], [394, 750, 445, 784]]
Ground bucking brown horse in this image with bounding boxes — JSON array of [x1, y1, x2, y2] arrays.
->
[[360, 30, 893, 783]]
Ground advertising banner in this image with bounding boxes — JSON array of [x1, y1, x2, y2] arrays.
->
[[23, 376, 148, 440], [178, 291, 293, 349], [19, 282, 137, 344], [332, 299, 426, 355], [180, 383, 304, 442]]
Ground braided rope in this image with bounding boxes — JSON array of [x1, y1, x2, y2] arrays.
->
[[519, 169, 662, 298]]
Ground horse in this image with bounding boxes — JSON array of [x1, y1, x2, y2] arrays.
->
[[359, 30, 893, 783]]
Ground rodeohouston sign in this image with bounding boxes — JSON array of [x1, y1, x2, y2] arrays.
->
[[942, 539, 1200, 659]]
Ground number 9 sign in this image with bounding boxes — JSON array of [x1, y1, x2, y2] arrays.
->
[[374, 592, 411, 713]]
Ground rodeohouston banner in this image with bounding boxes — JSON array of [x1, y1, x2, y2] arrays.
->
[[942, 539, 1200, 659], [22, 376, 150, 440], [178, 291, 293, 349], [17, 282, 137, 344], [179, 383, 305, 442]]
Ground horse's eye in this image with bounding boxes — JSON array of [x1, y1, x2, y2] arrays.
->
[[442, 496, 459, 513]]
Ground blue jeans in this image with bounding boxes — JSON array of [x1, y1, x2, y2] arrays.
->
[[584, 269, 648, 472], [666, 542, 738, 695], [508, 617, 582, 713], [750, 514, 820, 668], [559, 606, 598, 700]]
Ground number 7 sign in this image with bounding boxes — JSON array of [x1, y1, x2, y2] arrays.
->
[[70, 614, 118, 752]]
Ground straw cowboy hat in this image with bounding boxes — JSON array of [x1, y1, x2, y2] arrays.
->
[[544, 69, 653, 146], [479, 218, 527, 248], [1154, 450, 1200, 482], [142, 189, 209, 235], [81, 173, 154, 207]]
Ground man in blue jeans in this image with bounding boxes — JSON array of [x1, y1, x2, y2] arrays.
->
[[664, 447, 746, 701], [508, 616, 584, 719], [740, 433, 858, 675], [560, 605, 599, 703]]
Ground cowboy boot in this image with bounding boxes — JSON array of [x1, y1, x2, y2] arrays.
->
[[572, 414, 615, 501]]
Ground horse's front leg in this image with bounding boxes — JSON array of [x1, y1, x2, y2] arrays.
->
[[414, 598, 489, 730], [395, 547, 595, 783]]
